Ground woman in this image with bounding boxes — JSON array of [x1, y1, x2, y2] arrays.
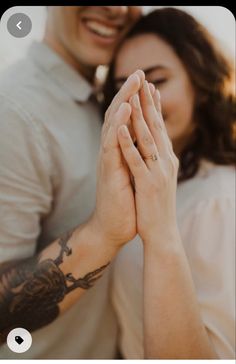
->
[[103, 7, 236, 359]]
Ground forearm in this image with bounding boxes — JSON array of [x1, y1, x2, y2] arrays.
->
[[0, 220, 118, 343], [143, 228, 218, 359]]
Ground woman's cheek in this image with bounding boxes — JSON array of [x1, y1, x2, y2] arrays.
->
[[162, 98, 186, 141]]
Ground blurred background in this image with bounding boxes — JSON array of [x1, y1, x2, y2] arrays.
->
[[0, 6, 235, 74]]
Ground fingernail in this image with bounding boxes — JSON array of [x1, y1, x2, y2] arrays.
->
[[119, 102, 127, 112], [132, 94, 139, 108], [127, 73, 140, 85], [149, 83, 155, 95], [134, 69, 145, 84], [144, 80, 149, 93], [120, 125, 129, 137], [156, 89, 161, 100], [144, 80, 152, 98]]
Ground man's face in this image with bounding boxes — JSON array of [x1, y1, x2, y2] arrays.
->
[[46, 6, 142, 68]]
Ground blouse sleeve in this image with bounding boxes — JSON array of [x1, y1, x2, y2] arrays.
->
[[181, 197, 235, 359]]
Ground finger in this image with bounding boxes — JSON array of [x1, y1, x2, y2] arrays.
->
[[130, 93, 160, 169], [152, 88, 174, 152], [102, 70, 145, 141], [140, 81, 163, 130], [152, 87, 163, 122], [109, 69, 145, 115], [139, 81, 170, 157], [148, 82, 156, 96], [117, 125, 148, 179], [102, 102, 131, 170], [103, 102, 132, 148]]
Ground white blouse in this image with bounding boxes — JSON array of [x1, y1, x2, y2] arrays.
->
[[111, 160, 235, 359]]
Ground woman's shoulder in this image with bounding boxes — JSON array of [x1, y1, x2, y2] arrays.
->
[[177, 160, 235, 257], [198, 159, 234, 196], [177, 159, 235, 214]]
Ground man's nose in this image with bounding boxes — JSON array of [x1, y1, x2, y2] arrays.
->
[[103, 6, 129, 18]]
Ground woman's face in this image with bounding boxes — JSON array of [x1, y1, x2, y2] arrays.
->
[[114, 33, 196, 154]]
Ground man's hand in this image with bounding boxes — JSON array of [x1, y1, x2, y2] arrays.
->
[[89, 70, 145, 248]]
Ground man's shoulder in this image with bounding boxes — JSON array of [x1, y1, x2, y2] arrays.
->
[[0, 55, 63, 113], [0, 45, 101, 131], [0, 56, 43, 96]]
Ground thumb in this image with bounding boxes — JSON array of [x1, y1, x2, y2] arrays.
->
[[102, 102, 132, 171]]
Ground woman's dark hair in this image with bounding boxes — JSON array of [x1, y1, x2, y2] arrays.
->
[[103, 7, 236, 182]]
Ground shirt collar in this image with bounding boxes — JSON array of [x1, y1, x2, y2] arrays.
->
[[28, 41, 93, 102]]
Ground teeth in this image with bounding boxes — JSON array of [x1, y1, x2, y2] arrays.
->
[[85, 20, 118, 37]]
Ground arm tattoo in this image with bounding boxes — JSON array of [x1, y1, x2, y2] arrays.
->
[[0, 230, 110, 343]]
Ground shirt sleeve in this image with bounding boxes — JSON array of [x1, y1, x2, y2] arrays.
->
[[0, 95, 52, 263], [182, 197, 235, 358]]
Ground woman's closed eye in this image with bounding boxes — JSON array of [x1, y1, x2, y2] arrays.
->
[[148, 78, 167, 87], [114, 78, 167, 93]]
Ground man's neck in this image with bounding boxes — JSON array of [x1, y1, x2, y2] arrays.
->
[[43, 37, 96, 84]]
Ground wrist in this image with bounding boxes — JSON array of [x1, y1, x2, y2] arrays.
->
[[142, 224, 182, 254], [59, 219, 120, 288], [82, 215, 122, 255]]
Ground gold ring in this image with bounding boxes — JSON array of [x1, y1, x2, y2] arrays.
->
[[145, 153, 158, 161]]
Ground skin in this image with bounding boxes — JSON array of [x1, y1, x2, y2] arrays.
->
[[44, 6, 142, 82], [115, 33, 196, 156], [112, 33, 218, 358]]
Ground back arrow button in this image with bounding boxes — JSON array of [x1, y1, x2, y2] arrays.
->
[[16, 21, 22, 30], [7, 13, 32, 38]]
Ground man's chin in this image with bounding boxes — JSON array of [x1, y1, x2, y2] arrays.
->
[[87, 54, 113, 67]]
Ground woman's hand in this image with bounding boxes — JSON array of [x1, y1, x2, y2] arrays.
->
[[117, 80, 179, 244], [90, 70, 145, 248]]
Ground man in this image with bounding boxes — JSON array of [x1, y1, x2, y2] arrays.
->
[[0, 6, 142, 359]]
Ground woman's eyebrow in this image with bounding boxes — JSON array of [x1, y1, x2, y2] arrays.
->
[[115, 65, 168, 84]]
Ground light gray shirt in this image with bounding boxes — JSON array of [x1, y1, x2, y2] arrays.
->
[[0, 41, 118, 359]]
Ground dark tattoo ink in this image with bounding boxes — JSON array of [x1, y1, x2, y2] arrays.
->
[[0, 230, 110, 343]]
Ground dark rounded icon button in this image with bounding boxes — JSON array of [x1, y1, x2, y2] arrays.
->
[[7, 13, 32, 38], [7, 328, 32, 353]]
